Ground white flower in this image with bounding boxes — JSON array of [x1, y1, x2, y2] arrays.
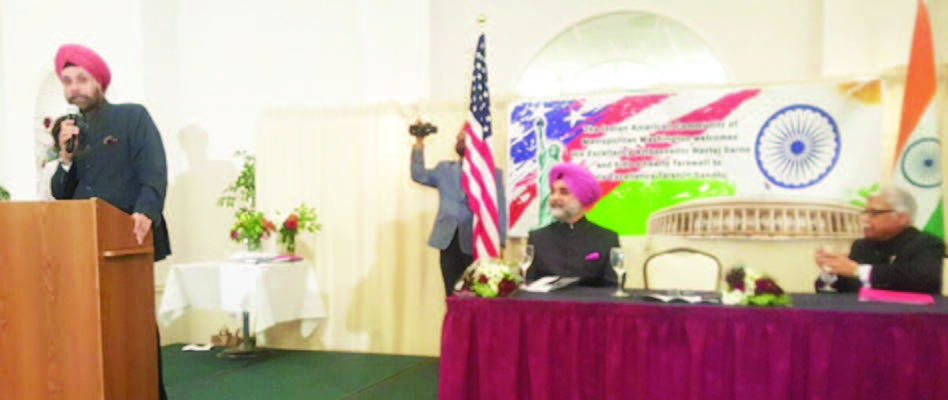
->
[[722, 290, 748, 306]]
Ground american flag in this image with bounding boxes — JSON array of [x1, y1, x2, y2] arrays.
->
[[461, 33, 501, 260]]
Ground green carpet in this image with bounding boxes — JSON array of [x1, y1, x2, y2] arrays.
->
[[162, 345, 439, 399]]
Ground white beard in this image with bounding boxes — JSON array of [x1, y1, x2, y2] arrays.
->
[[549, 199, 583, 222]]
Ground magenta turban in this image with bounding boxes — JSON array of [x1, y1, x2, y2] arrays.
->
[[55, 44, 111, 91], [549, 163, 602, 207]]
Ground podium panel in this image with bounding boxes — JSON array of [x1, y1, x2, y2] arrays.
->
[[0, 199, 156, 400]]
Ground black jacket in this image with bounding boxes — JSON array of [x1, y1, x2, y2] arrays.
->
[[527, 217, 620, 287], [51, 101, 171, 261], [816, 227, 944, 294]]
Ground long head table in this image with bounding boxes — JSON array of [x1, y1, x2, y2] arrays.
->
[[438, 287, 948, 400]]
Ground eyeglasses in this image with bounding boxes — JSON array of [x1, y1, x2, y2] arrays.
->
[[861, 209, 895, 216]]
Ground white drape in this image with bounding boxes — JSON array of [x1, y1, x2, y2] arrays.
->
[[256, 101, 511, 356]]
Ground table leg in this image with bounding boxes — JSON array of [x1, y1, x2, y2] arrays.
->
[[218, 311, 260, 359]]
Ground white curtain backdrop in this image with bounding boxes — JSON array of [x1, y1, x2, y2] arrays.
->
[[256, 101, 511, 356]]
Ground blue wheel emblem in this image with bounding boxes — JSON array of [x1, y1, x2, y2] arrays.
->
[[901, 138, 941, 188], [755, 105, 841, 189]]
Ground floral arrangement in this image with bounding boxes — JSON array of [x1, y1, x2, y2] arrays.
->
[[721, 266, 791, 306], [0, 184, 8, 201], [277, 203, 321, 254], [455, 258, 522, 298], [229, 210, 276, 250], [219, 151, 271, 250]]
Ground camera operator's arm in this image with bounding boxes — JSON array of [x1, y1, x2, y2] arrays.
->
[[411, 136, 438, 188]]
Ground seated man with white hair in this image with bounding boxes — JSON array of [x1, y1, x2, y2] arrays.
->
[[815, 187, 945, 294], [527, 162, 619, 287]]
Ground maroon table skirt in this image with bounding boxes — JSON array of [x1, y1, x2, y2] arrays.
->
[[438, 288, 948, 400]]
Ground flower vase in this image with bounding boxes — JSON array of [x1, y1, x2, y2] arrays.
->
[[244, 237, 262, 252], [282, 235, 297, 255]]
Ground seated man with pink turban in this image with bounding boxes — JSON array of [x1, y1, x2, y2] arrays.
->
[[527, 162, 619, 287]]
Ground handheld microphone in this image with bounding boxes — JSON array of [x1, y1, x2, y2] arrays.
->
[[65, 105, 81, 153]]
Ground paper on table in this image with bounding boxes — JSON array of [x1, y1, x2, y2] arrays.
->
[[523, 276, 580, 292], [182, 344, 214, 351], [858, 288, 934, 305], [227, 251, 277, 263], [640, 294, 716, 304]]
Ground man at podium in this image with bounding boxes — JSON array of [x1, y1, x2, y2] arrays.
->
[[48, 43, 171, 400], [49, 44, 171, 262]]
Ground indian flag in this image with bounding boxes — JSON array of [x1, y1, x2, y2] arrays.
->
[[892, 0, 943, 238]]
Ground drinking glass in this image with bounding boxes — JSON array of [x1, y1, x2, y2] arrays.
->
[[816, 244, 841, 292], [610, 247, 629, 297], [520, 245, 535, 286]]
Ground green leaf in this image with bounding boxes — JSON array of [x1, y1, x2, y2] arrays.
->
[[218, 151, 257, 210], [748, 294, 776, 306], [774, 294, 792, 306]]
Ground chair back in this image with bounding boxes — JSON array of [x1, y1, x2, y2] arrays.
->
[[644, 248, 721, 291]]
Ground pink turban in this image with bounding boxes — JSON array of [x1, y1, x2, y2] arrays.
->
[[55, 44, 111, 91], [549, 163, 602, 207]]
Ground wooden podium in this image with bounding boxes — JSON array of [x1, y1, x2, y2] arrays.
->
[[0, 199, 157, 399]]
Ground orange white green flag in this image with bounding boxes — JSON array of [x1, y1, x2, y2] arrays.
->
[[892, 0, 943, 238]]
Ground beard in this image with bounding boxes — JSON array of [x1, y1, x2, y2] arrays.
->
[[69, 86, 104, 112], [549, 199, 583, 222]]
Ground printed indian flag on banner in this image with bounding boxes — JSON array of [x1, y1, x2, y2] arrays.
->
[[891, 0, 943, 238]]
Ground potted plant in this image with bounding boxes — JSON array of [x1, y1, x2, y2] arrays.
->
[[277, 203, 321, 255], [218, 152, 273, 251]]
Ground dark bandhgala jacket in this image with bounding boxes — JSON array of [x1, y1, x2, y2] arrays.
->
[[816, 227, 944, 294], [52, 101, 171, 261], [527, 217, 620, 287]]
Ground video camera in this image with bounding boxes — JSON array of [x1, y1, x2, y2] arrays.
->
[[409, 121, 438, 138]]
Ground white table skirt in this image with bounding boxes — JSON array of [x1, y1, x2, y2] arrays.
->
[[158, 261, 326, 337]]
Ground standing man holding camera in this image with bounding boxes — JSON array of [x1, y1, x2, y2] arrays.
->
[[411, 122, 507, 296]]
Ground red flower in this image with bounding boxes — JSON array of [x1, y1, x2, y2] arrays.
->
[[478, 275, 488, 284], [755, 278, 784, 296], [230, 230, 238, 239], [497, 279, 518, 296], [725, 268, 746, 291], [284, 214, 299, 231]]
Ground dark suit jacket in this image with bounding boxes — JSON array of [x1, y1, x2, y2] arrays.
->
[[410, 148, 506, 254], [51, 101, 171, 261], [816, 227, 944, 294], [527, 217, 619, 287]]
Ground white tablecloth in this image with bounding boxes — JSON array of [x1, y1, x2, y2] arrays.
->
[[158, 261, 326, 337]]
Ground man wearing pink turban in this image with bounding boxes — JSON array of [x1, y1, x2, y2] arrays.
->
[[526, 162, 620, 287], [49, 43, 169, 400], [51, 43, 170, 261]]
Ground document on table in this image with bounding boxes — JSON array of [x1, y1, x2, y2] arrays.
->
[[640, 294, 718, 304], [523, 276, 580, 292]]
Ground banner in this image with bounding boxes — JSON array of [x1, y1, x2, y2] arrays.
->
[[508, 81, 883, 236]]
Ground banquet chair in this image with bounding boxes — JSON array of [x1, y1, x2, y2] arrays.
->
[[644, 248, 722, 291], [942, 257, 948, 297]]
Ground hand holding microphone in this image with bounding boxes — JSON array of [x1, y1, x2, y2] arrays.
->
[[59, 105, 81, 163]]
